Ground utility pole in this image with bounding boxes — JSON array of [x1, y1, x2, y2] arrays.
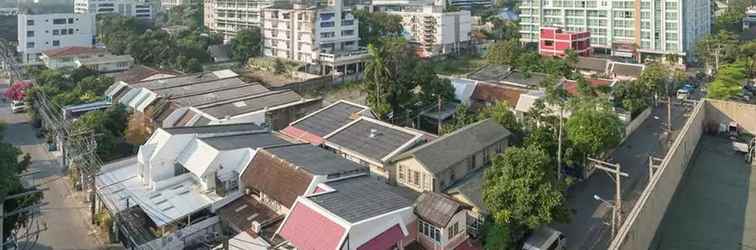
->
[[588, 157, 629, 238], [648, 155, 663, 183], [436, 94, 442, 134], [557, 106, 563, 182], [667, 96, 672, 133]]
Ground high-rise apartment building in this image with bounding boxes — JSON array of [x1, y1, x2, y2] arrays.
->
[[17, 13, 96, 64], [384, 5, 472, 58], [519, 0, 710, 61], [261, 0, 367, 76], [74, 0, 154, 19], [204, 0, 279, 39]]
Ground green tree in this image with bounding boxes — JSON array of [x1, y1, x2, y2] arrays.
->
[[0, 124, 43, 242], [486, 39, 521, 65], [414, 63, 456, 107], [637, 63, 670, 96], [441, 105, 479, 134], [565, 103, 624, 157], [480, 101, 523, 139], [483, 146, 570, 229], [364, 38, 419, 121], [695, 31, 739, 71], [230, 28, 262, 61], [483, 222, 516, 250], [354, 10, 403, 46], [72, 105, 131, 161], [707, 62, 746, 100]]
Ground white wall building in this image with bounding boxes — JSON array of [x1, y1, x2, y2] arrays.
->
[[17, 13, 96, 65], [74, 0, 154, 19], [204, 0, 279, 39], [261, 0, 367, 76], [384, 5, 472, 58], [161, 0, 197, 10], [519, 0, 710, 62]]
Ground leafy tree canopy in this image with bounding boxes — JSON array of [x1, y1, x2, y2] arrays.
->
[[565, 103, 624, 156], [354, 10, 403, 47], [230, 28, 262, 61]]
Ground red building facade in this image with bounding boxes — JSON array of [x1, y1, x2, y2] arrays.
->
[[538, 27, 592, 57]]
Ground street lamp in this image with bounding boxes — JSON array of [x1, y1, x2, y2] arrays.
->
[[594, 194, 618, 238]]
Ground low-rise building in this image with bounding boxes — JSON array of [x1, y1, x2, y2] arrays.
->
[[75, 54, 134, 73], [17, 13, 96, 64], [74, 0, 154, 19], [391, 119, 510, 193], [112, 65, 181, 84], [279, 175, 419, 250], [323, 116, 427, 182], [575, 57, 645, 81], [39, 46, 133, 72], [261, 0, 367, 77], [281, 100, 373, 145], [467, 64, 549, 90], [538, 27, 591, 57], [95, 123, 292, 249], [414, 192, 472, 249], [561, 78, 617, 96]]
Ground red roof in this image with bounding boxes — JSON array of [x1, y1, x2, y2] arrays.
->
[[357, 224, 405, 250], [471, 83, 525, 107], [281, 125, 325, 145], [562, 78, 614, 96], [279, 201, 346, 250], [454, 239, 483, 250], [41, 47, 105, 58]]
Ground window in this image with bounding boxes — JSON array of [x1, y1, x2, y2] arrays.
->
[[544, 40, 554, 46], [68, 28, 74, 34], [52, 40, 60, 47], [174, 162, 189, 176], [411, 170, 420, 186], [52, 18, 66, 24], [61, 29, 68, 35], [419, 220, 441, 243], [26, 31, 34, 37], [53, 30, 59, 35], [321, 21, 335, 28], [341, 30, 354, 36], [398, 165, 405, 181], [450, 222, 460, 237], [26, 42, 34, 48], [26, 19, 34, 25], [67, 18, 73, 24]]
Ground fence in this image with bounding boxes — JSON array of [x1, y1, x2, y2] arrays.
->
[[624, 107, 652, 139], [138, 216, 220, 250], [609, 100, 705, 249]]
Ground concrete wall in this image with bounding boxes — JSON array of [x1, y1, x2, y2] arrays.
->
[[610, 100, 706, 250], [705, 99, 756, 134], [624, 107, 652, 139]]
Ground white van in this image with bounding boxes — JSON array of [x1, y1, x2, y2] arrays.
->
[[522, 226, 567, 250], [11, 100, 26, 113], [676, 89, 690, 100]]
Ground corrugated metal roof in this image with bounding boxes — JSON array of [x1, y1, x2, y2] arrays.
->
[[309, 176, 417, 223]]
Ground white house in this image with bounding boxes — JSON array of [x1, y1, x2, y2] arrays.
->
[[74, 0, 154, 19], [17, 13, 96, 64], [39, 46, 134, 72], [95, 123, 293, 249]]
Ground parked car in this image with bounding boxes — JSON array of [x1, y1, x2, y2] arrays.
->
[[676, 89, 690, 100], [11, 100, 26, 113], [522, 226, 567, 250]]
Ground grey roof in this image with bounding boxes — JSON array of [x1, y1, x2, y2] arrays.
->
[[309, 175, 417, 223], [170, 83, 271, 107], [77, 54, 134, 65], [133, 70, 236, 90], [153, 77, 249, 99], [576, 57, 609, 72], [414, 192, 467, 227], [326, 118, 421, 163], [265, 144, 367, 176], [198, 90, 304, 118], [393, 119, 511, 174], [444, 168, 485, 212], [162, 123, 262, 135], [468, 64, 547, 88], [208, 44, 232, 63], [292, 101, 369, 137], [200, 131, 290, 150], [610, 63, 644, 78]]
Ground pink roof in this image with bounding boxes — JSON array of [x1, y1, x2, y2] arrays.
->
[[281, 126, 325, 145], [356, 224, 405, 250], [279, 201, 346, 250], [562, 78, 614, 96], [454, 239, 483, 250]]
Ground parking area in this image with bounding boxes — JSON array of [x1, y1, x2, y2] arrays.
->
[[652, 136, 756, 250]]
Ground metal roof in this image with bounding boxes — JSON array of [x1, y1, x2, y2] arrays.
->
[[291, 101, 369, 137], [152, 77, 249, 99], [169, 83, 271, 107], [198, 90, 304, 118], [132, 70, 238, 90], [325, 117, 422, 163], [162, 123, 262, 135], [414, 192, 467, 227], [264, 144, 368, 176], [199, 131, 291, 151], [309, 175, 417, 223], [444, 168, 485, 212]]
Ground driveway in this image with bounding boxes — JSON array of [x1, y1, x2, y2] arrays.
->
[[0, 80, 106, 250], [553, 101, 692, 250]]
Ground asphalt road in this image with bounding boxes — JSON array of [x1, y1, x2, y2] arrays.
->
[[553, 100, 692, 250], [0, 80, 104, 250]]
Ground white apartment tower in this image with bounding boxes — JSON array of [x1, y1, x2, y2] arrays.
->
[[519, 0, 710, 61], [17, 13, 96, 64], [261, 0, 366, 76], [204, 0, 279, 39], [161, 0, 197, 10], [74, 0, 154, 19], [385, 5, 472, 58]]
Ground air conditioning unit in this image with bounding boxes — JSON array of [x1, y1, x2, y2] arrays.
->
[[251, 221, 262, 234]]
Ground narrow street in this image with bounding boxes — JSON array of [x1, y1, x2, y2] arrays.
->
[[1, 80, 105, 250], [554, 100, 692, 250]]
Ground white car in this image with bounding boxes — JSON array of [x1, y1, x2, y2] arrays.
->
[[11, 100, 26, 113], [523, 226, 567, 250]]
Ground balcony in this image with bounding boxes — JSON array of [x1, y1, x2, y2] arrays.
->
[[319, 48, 369, 64]]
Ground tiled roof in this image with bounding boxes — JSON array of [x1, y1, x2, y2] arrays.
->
[[562, 78, 615, 96], [291, 100, 370, 138], [113, 65, 180, 84], [610, 63, 644, 78], [241, 150, 314, 208], [392, 119, 510, 175], [41, 46, 105, 58], [356, 224, 405, 250], [576, 57, 610, 72], [308, 175, 417, 223], [444, 168, 485, 212], [279, 200, 346, 250], [414, 192, 467, 228], [325, 117, 423, 163], [471, 83, 525, 107], [263, 144, 368, 176]]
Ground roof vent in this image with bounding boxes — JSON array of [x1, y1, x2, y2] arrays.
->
[[369, 128, 380, 138]]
